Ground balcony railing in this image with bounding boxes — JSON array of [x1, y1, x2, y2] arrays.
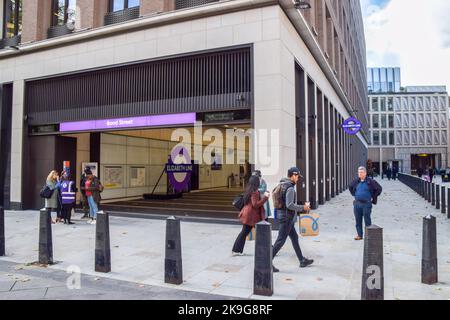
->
[[104, 6, 140, 26], [0, 35, 21, 50], [175, 0, 220, 10]]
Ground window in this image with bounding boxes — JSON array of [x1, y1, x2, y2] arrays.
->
[[371, 97, 379, 111], [380, 97, 386, 111], [388, 114, 394, 128], [51, 0, 76, 26], [381, 131, 387, 145], [389, 131, 395, 145], [3, 0, 22, 39], [372, 114, 379, 128], [373, 131, 380, 145], [109, 0, 139, 12], [387, 97, 394, 111], [381, 114, 387, 128]]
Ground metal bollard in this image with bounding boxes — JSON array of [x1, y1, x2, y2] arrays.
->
[[95, 211, 111, 273], [38, 208, 53, 265], [421, 215, 438, 285], [0, 206, 4, 256], [431, 182, 436, 206], [441, 186, 446, 214], [448, 188, 450, 219], [436, 184, 440, 210], [253, 221, 273, 296], [361, 225, 384, 300], [165, 216, 183, 285]]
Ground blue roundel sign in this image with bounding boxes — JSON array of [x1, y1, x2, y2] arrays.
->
[[166, 146, 193, 192], [342, 117, 362, 135]]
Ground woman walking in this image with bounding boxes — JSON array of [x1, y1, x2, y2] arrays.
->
[[253, 170, 271, 220], [232, 176, 269, 256], [44, 170, 60, 224]]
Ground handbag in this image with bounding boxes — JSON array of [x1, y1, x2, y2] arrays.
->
[[40, 185, 54, 199], [232, 194, 245, 211], [299, 211, 320, 237]]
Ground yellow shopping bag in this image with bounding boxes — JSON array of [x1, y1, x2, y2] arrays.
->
[[246, 227, 256, 241], [299, 212, 320, 237]]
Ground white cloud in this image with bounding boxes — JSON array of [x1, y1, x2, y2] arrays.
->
[[363, 0, 450, 90]]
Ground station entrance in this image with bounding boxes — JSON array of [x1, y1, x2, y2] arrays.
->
[[24, 122, 252, 219]]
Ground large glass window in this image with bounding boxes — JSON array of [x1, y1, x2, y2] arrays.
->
[[109, 0, 139, 12], [387, 97, 394, 111], [3, 0, 22, 39], [372, 114, 379, 128], [389, 131, 395, 145], [380, 97, 386, 111], [381, 114, 387, 128], [373, 131, 380, 145], [388, 114, 394, 128], [381, 131, 387, 145], [371, 97, 379, 111], [51, 0, 76, 26]]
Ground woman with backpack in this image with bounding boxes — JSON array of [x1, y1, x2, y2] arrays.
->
[[231, 176, 269, 256], [44, 170, 60, 224]]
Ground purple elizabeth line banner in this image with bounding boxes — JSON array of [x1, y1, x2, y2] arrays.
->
[[59, 113, 197, 132]]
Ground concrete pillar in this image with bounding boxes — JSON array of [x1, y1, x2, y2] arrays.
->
[[140, 0, 175, 16], [421, 215, 438, 285], [95, 211, 111, 273], [77, 0, 109, 29], [21, 0, 52, 43], [38, 208, 53, 265], [436, 184, 440, 210], [253, 221, 273, 296], [10, 81, 25, 210], [0, 206, 4, 256], [431, 182, 435, 206], [0, 0, 4, 39], [165, 216, 183, 285], [361, 225, 384, 300]]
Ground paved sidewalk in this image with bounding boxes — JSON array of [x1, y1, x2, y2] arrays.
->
[[0, 178, 449, 300]]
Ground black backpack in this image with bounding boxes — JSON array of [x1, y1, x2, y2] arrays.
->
[[40, 185, 54, 199], [232, 194, 245, 211]]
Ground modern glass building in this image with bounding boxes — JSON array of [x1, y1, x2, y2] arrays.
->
[[367, 67, 401, 94]]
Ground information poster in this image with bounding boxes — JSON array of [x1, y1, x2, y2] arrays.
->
[[130, 167, 146, 187], [103, 166, 124, 189]]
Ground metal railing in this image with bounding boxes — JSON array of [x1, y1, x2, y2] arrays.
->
[[175, 0, 221, 10]]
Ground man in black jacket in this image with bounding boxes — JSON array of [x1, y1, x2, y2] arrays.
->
[[349, 167, 383, 240]]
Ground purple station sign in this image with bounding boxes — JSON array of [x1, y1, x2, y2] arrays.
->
[[59, 113, 196, 132], [342, 117, 362, 135]]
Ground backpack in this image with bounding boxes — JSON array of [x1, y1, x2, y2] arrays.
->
[[232, 194, 245, 211], [272, 182, 291, 209], [40, 185, 54, 199]]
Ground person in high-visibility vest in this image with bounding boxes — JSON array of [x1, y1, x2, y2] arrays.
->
[[60, 171, 77, 225]]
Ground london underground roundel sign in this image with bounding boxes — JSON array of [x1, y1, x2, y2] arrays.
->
[[342, 117, 362, 135], [165, 146, 192, 192]]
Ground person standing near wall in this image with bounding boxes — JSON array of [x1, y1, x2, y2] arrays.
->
[[80, 168, 90, 219], [82, 170, 103, 225], [60, 171, 77, 225], [44, 170, 60, 225]]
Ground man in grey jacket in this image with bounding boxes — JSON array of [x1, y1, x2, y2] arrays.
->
[[272, 167, 314, 272]]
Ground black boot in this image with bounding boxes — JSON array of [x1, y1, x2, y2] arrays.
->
[[300, 258, 314, 268], [272, 265, 279, 273]]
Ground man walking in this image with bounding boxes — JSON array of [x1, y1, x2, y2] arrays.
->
[[349, 167, 383, 241], [272, 167, 314, 272]]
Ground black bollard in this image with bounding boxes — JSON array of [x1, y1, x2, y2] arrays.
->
[[0, 206, 4, 256], [361, 225, 384, 300], [95, 211, 111, 273], [421, 215, 438, 285], [435, 184, 440, 210], [253, 221, 273, 296], [448, 188, 450, 219], [38, 208, 53, 265], [441, 186, 446, 214], [165, 216, 183, 285], [431, 183, 435, 205]]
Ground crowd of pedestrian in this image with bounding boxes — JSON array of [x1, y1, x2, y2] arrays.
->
[[42, 167, 103, 225]]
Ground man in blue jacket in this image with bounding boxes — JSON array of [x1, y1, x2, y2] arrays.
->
[[349, 166, 383, 241]]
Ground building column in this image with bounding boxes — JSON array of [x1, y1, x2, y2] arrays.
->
[[10, 80, 25, 209], [331, 108, 336, 197], [21, 0, 52, 43], [140, 0, 175, 16], [77, 0, 109, 30], [0, 0, 4, 39]]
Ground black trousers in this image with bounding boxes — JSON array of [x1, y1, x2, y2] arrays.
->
[[273, 215, 304, 263], [232, 225, 253, 253], [61, 204, 74, 222]]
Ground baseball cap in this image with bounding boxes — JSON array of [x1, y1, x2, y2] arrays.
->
[[288, 167, 303, 178]]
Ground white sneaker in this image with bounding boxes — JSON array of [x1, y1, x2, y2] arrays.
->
[[232, 252, 244, 257], [87, 220, 92, 224], [91, 220, 96, 225]]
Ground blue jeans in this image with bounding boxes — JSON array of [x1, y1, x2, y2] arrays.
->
[[87, 196, 98, 219], [353, 201, 372, 237]]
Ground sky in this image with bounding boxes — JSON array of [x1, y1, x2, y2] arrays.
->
[[360, 0, 450, 90]]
